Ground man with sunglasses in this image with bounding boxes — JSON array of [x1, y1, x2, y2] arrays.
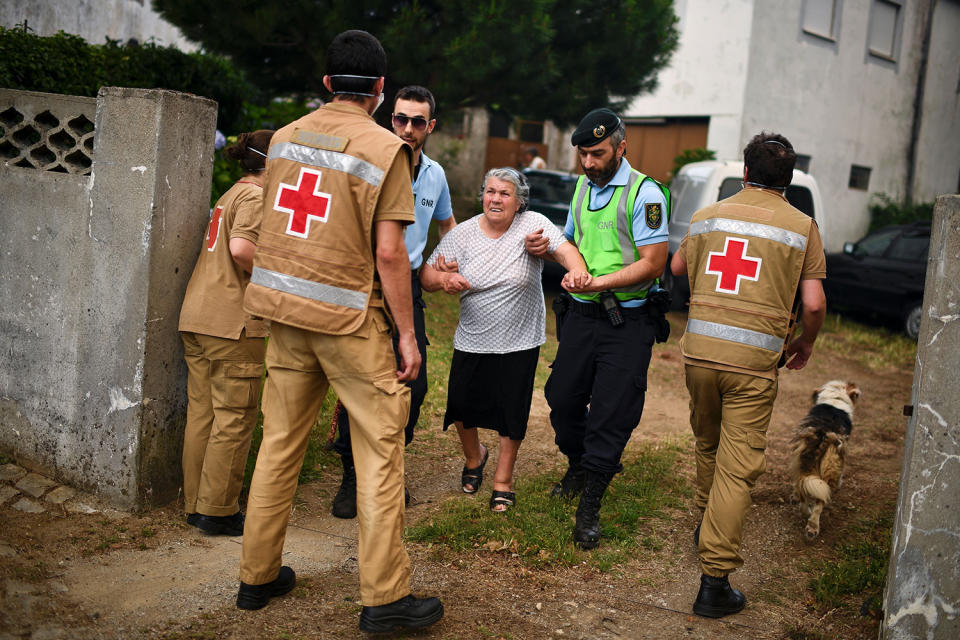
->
[[330, 85, 456, 519]]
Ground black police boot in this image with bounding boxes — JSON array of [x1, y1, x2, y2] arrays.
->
[[573, 472, 612, 549], [331, 456, 357, 519], [236, 566, 296, 610], [551, 458, 586, 498], [194, 511, 244, 536], [693, 574, 746, 618], [358, 594, 444, 632]]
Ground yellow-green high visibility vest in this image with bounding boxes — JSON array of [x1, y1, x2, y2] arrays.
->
[[570, 170, 670, 302]]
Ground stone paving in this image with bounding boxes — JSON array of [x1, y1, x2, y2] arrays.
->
[[0, 463, 117, 516]]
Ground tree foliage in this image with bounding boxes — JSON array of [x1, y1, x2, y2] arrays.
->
[[152, 0, 678, 125], [0, 25, 255, 131]]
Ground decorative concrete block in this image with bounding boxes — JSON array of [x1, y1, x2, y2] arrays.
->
[[44, 486, 76, 504], [0, 463, 27, 483], [0, 485, 19, 504], [11, 498, 45, 513]]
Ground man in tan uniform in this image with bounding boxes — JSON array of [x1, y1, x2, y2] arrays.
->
[[178, 129, 273, 536], [671, 132, 826, 618], [235, 31, 443, 633]]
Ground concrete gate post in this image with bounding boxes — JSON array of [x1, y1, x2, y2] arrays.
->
[[0, 87, 216, 509], [882, 195, 960, 639]]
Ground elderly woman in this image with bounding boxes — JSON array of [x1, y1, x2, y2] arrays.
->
[[421, 168, 591, 512]]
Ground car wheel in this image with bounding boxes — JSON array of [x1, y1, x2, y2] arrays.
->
[[904, 305, 922, 340]]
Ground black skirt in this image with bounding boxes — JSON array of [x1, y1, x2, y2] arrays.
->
[[442, 346, 540, 441]]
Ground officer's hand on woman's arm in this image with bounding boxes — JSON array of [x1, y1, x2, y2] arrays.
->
[[434, 254, 459, 273], [420, 260, 471, 295], [552, 242, 592, 291], [524, 228, 550, 257], [575, 242, 669, 293]]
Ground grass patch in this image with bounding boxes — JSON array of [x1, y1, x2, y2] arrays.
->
[[407, 441, 689, 569], [818, 312, 916, 370], [808, 511, 893, 610]]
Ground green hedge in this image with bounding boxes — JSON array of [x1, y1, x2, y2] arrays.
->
[[868, 193, 934, 231], [0, 25, 256, 131]]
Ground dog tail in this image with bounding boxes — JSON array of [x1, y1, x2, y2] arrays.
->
[[801, 475, 831, 504]]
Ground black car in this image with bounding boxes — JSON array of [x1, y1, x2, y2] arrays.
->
[[824, 222, 930, 339], [523, 168, 578, 283], [523, 168, 578, 232]]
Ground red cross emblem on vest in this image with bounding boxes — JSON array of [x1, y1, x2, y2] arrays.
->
[[704, 237, 762, 294], [206, 205, 223, 252], [273, 167, 332, 238]]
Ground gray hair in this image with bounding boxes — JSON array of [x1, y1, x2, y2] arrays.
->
[[608, 122, 626, 148], [479, 167, 529, 213]]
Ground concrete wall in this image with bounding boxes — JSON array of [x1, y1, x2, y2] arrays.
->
[[882, 195, 960, 639], [0, 87, 216, 510], [1, 0, 196, 51]]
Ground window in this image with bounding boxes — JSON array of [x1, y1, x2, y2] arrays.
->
[[795, 154, 812, 173], [785, 186, 815, 218], [803, 0, 842, 40], [868, 0, 903, 61], [516, 120, 544, 144], [849, 165, 871, 190], [855, 228, 899, 257], [888, 232, 930, 262], [718, 177, 742, 201]]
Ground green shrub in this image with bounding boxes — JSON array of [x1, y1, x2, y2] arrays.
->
[[868, 193, 934, 231], [669, 147, 716, 185], [0, 24, 256, 131]]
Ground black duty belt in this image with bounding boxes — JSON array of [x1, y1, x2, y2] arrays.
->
[[569, 299, 648, 319]]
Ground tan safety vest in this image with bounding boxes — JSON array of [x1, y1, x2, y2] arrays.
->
[[244, 102, 411, 335], [681, 188, 812, 372]]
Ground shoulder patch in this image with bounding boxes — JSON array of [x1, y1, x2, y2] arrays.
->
[[291, 128, 348, 152], [645, 202, 663, 229]]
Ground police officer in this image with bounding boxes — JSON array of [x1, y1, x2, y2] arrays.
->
[[670, 132, 826, 618], [526, 108, 670, 549], [330, 85, 456, 519], [235, 31, 443, 633]]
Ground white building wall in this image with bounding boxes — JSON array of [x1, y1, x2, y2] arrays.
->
[[742, 1, 938, 249], [914, 0, 960, 202], [1, 0, 195, 51], [624, 0, 755, 158]]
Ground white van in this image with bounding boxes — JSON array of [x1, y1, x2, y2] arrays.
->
[[662, 160, 826, 308]]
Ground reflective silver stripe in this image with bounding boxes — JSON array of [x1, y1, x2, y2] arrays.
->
[[689, 218, 806, 251], [269, 142, 385, 187], [686, 319, 783, 352], [571, 177, 588, 241], [251, 266, 367, 310], [618, 171, 640, 266]]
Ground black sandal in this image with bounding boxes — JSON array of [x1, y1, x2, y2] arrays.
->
[[489, 490, 515, 512], [461, 445, 489, 494]]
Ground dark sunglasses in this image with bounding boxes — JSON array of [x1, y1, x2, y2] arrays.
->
[[392, 114, 430, 131]]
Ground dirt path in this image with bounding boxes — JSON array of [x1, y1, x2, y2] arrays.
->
[[0, 312, 913, 639]]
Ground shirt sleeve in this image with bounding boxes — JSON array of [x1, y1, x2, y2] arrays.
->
[[531, 212, 567, 253], [433, 171, 453, 221], [229, 187, 263, 244], [426, 224, 460, 267], [631, 180, 669, 248], [374, 150, 416, 225], [563, 204, 575, 241], [801, 221, 827, 279]]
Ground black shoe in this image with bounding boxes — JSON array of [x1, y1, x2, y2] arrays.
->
[[358, 594, 444, 633], [236, 566, 296, 610], [186, 512, 201, 527], [195, 511, 244, 536], [573, 472, 612, 549], [332, 456, 357, 519], [551, 459, 586, 499], [693, 574, 746, 618]]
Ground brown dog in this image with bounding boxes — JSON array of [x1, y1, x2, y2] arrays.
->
[[790, 380, 861, 540]]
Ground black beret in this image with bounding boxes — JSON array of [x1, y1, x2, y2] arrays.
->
[[571, 108, 621, 147]]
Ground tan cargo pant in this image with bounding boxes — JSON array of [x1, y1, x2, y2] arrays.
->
[[240, 315, 411, 606], [684, 364, 777, 577], [181, 331, 266, 516]]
